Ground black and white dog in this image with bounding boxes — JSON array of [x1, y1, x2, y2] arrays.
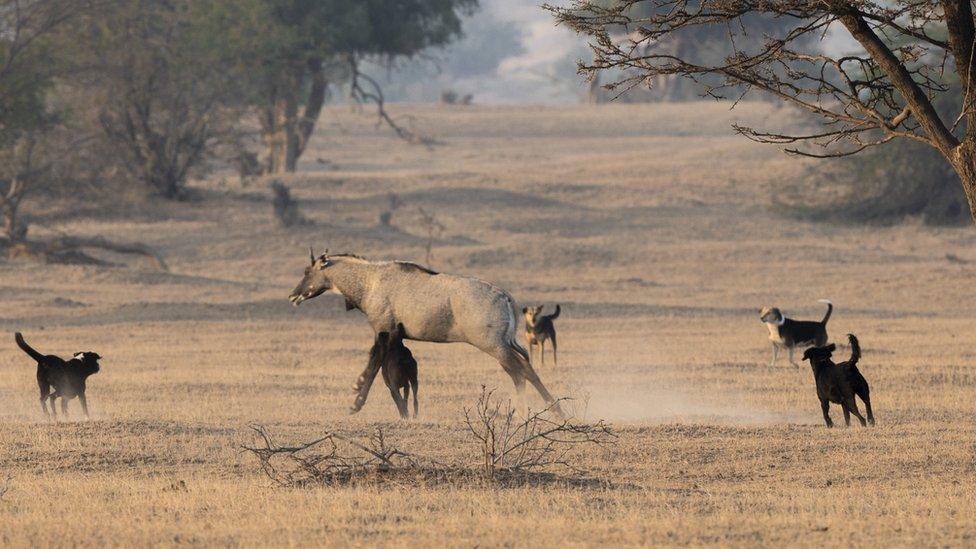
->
[[759, 300, 832, 366]]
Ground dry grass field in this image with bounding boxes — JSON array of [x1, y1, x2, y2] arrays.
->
[[0, 102, 974, 547]]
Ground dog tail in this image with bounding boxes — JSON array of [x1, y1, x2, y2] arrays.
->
[[818, 299, 833, 325], [847, 333, 860, 366], [546, 304, 561, 321], [14, 333, 45, 362]]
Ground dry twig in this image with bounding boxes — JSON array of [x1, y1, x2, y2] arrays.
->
[[463, 386, 616, 478]]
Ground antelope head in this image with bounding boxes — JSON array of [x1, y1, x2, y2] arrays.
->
[[289, 247, 333, 306]]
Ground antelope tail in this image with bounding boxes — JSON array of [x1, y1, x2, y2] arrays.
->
[[14, 333, 46, 362]]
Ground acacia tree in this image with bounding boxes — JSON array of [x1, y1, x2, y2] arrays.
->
[[548, 0, 976, 223], [248, 0, 477, 173]]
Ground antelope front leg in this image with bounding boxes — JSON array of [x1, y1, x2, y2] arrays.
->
[[350, 340, 383, 414]]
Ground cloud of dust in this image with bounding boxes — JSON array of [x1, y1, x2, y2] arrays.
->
[[565, 380, 804, 426]]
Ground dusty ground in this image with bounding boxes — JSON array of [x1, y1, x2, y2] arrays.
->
[[0, 102, 974, 547]]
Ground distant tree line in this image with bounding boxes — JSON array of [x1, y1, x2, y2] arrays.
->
[[0, 0, 476, 255]]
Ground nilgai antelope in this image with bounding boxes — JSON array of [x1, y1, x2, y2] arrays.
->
[[289, 250, 563, 416]]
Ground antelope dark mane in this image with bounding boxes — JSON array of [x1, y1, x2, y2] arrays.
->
[[395, 261, 438, 275], [326, 253, 366, 260]]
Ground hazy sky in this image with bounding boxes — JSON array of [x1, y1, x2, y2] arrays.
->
[[459, 0, 590, 104], [413, 0, 858, 105]]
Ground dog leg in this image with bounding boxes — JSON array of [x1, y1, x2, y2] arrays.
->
[[49, 395, 58, 419], [402, 385, 411, 419], [79, 394, 90, 420], [39, 391, 49, 417], [770, 344, 779, 367], [843, 406, 851, 427], [861, 391, 875, 426], [60, 398, 68, 417], [788, 346, 798, 367], [389, 386, 408, 419], [539, 339, 546, 367], [846, 399, 867, 427], [38, 382, 50, 417], [820, 399, 833, 428], [550, 332, 557, 368]]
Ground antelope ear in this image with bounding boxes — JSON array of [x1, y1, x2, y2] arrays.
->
[[309, 247, 315, 265]]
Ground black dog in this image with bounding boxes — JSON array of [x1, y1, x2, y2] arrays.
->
[[15, 332, 102, 419], [802, 333, 875, 428], [370, 323, 418, 419]]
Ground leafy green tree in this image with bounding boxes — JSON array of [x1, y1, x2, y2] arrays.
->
[[243, 0, 477, 173], [0, 0, 86, 243], [64, 0, 256, 199]]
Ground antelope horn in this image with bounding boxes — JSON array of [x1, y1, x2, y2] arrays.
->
[[309, 247, 315, 265]]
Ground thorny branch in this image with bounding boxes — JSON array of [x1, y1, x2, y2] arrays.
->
[[463, 386, 616, 477], [243, 424, 441, 487], [546, 0, 972, 158], [244, 389, 616, 487]]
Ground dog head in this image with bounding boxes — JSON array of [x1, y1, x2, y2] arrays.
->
[[802, 344, 835, 363], [72, 351, 102, 374], [522, 305, 543, 325], [759, 307, 785, 325]]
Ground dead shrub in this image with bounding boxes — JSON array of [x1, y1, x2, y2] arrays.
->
[[244, 388, 615, 488], [464, 387, 615, 478]]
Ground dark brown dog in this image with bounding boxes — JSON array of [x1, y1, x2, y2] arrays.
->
[[15, 332, 101, 419], [522, 304, 560, 367], [802, 333, 875, 428], [370, 323, 418, 419]]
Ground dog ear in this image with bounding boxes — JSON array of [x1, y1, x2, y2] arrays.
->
[[522, 307, 528, 313], [826, 344, 836, 353], [73, 352, 84, 360]]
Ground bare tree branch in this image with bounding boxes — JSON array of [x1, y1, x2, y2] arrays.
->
[[348, 56, 440, 148]]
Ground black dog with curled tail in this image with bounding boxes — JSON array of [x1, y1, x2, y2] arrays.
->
[[15, 332, 102, 419], [803, 333, 875, 428]]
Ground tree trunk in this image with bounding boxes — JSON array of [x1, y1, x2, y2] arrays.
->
[[2, 199, 19, 242], [262, 61, 327, 175], [950, 140, 976, 222]]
